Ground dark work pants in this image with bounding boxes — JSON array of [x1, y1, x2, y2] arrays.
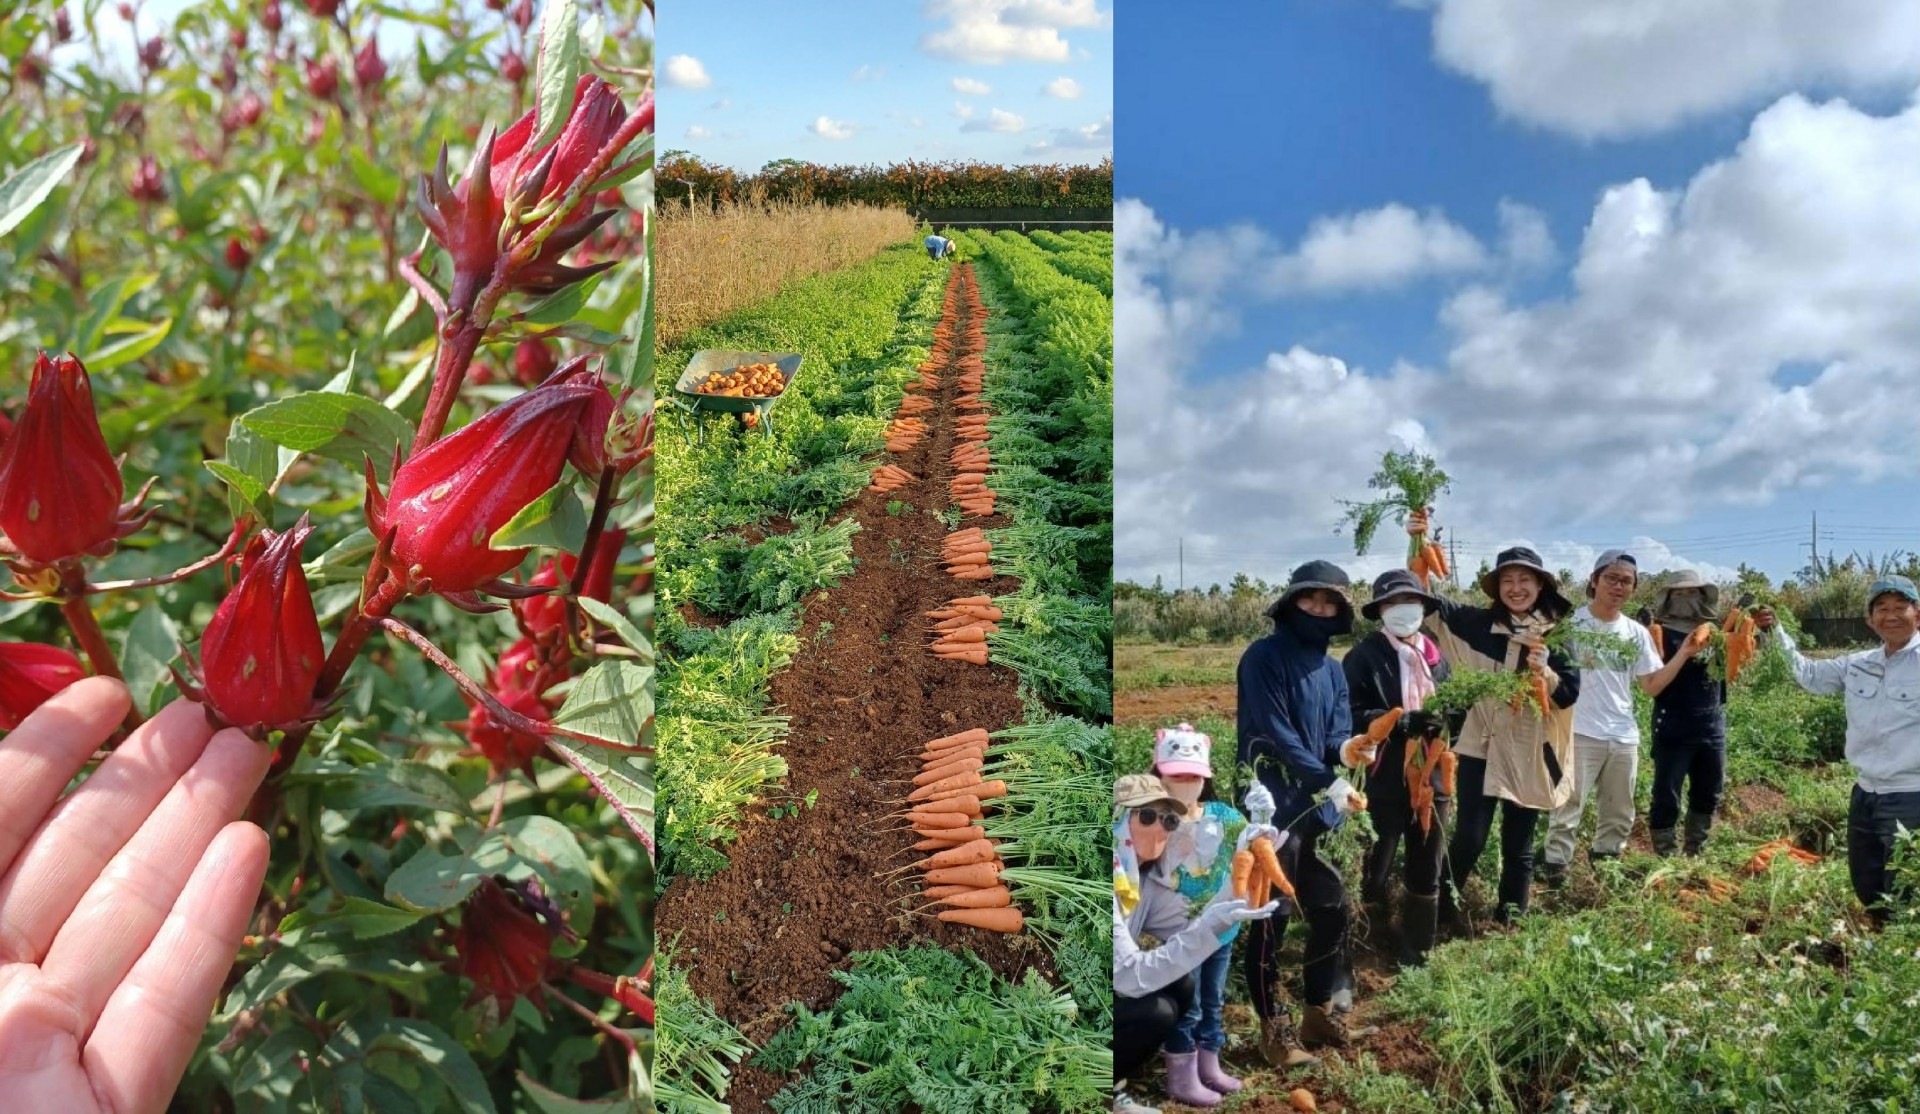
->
[[1244, 820, 1348, 1015], [1648, 737, 1726, 831], [1362, 750, 1451, 903], [1445, 754, 1539, 920], [1114, 973, 1194, 1082], [1848, 786, 1920, 928]]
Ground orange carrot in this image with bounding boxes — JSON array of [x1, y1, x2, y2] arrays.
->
[[948, 596, 992, 606], [1366, 708, 1404, 744], [932, 779, 1005, 804], [919, 742, 986, 763], [1251, 836, 1296, 899], [914, 825, 987, 844], [1247, 866, 1271, 910], [937, 906, 1023, 933], [909, 771, 984, 801], [912, 794, 982, 816], [907, 811, 973, 829], [922, 862, 1003, 888], [1230, 848, 1254, 901], [924, 883, 982, 899], [936, 626, 987, 644], [1426, 542, 1450, 578], [914, 756, 982, 786], [926, 728, 988, 749], [934, 649, 991, 665], [924, 885, 1012, 911], [1688, 622, 1714, 651]]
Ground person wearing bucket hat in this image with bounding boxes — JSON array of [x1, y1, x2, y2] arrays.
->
[[1755, 576, 1920, 927], [1645, 569, 1732, 857], [1113, 773, 1281, 1113], [1407, 516, 1581, 927], [1236, 560, 1379, 1058], [1343, 568, 1457, 965], [1543, 552, 1698, 883]]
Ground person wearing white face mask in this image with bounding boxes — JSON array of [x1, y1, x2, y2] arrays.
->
[[1342, 569, 1456, 965]]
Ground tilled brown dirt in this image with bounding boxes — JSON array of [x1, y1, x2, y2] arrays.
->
[[1117, 682, 1238, 727], [658, 266, 1051, 1112]]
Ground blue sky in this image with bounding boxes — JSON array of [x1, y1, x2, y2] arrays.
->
[[1114, 0, 1920, 591], [660, 0, 1112, 169]]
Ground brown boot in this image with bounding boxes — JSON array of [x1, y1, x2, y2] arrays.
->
[[1258, 1013, 1320, 1068], [1299, 1003, 1378, 1049]]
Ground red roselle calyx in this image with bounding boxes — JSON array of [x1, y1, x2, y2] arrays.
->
[[225, 236, 253, 270], [509, 0, 532, 29], [303, 0, 341, 18], [222, 90, 265, 133], [450, 875, 575, 1013], [195, 515, 324, 735], [353, 39, 385, 93], [262, 0, 283, 33], [303, 56, 339, 98], [0, 353, 149, 565], [511, 337, 557, 385], [460, 681, 550, 778], [54, 9, 74, 42], [0, 642, 87, 730], [138, 35, 167, 73], [365, 361, 614, 598], [129, 156, 166, 203], [415, 75, 636, 312], [501, 49, 525, 84], [518, 527, 626, 637]]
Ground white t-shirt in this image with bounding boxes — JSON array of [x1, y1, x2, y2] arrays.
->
[[1570, 606, 1661, 743]]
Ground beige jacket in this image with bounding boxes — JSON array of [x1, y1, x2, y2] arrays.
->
[[1427, 600, 1582, 811]]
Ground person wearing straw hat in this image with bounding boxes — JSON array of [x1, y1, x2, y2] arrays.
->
[[1542, 551, 1694, 883], [924, 232, 956, 261], [1644, 569, 1729, 857], [1344, 568, 1457, 966], [1112, 773, 1279, 1114], [1408, 514, 1581, 927], [1755, 576, 1920, 927], [1237, 560, 1379, 1061]]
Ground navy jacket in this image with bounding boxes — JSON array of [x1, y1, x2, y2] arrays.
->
[[1237, 622, 1354, 833]]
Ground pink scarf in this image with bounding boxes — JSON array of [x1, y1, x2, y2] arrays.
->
[[1391, 631, 1438, 712]]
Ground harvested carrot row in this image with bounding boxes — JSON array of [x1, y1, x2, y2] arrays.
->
[[925, 727, 989, 750], [922, 862, 1002, 888], [921, 885, 1011, 911], [936, 907, 1023, 933]]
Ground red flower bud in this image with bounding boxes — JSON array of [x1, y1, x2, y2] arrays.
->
[[198, 516, 324, 732], [138, 35, 167, 73], [352, 38, 384, 92], [493, 636, 540, 693], [0, 354, 127, 564], [509, 0, 532, 29], [129, 155, 166, 203], [517, 527, 626, 636], [302, 56, 338, 98], [366, 363, 614, 594], [16, 54, 46, 87], [0, 643, 87, 731], [485, 0, 505, 9], [225, 236, 253, 270], [229, 22, 248, 50], [77, 135, 99, 165], [214, 53, 239, 93], [511, 337, 556, 385], [501, 48, 525, 84], [306, 112, 327, 145], [450, 876, 570, 1011], [262, 0, 283, 33], [303, 0, 341, 18], [54, 9, 74, 42], [463, 683, 549, 777], [115, 2, 134, 20], [222, 90, 264, 132]]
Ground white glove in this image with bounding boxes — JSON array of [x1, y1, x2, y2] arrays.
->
[[1340, 733, 1378, 769], [1242, 783, 1276, 828], [1236, 823, 1286, 854], [1197, 875, 1280, 936], [1327, 777, 1363, 817]]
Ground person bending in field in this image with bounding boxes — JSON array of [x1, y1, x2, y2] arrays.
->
[[1407, 515, 1582, 928], [1756, 576, 1920, 928], [1346, 568, 1456, 966], [1643, 569, 1729, 857], [1542, 551, 1693, 884], [1144, 724, 1265, 1106], [1113, 774, 1278, 1114], [924, 233, 955, 261], [1237, 561, 1380, 1065]]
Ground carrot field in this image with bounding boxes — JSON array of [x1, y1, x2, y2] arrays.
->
[[653, 229, 1114, 1112], [1114, 630, 1920, 1114]]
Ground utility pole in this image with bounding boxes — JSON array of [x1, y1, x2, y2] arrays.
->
[[1449, 537, 1458, 587], [1805, 511, 1820, 578], [1178, 537, 1184, 594]]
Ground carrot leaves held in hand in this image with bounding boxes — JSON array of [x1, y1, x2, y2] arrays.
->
[[1337, 449, 1452, 557]]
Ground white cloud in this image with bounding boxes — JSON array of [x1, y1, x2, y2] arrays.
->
[[1115, 94, 1920, 587], [920, 0, 1106, 64], [1154, 203, 1501, 298], [1496, 199, 1556, 271], [1024, 112, 1112, 155], [953, 100, 976, 119], [961, 107, 1026, 133], [852, 64, 886, 81], [1043, 76, 1083, 99], [1423, 0, 1920, 138], [686, 124, 712, 140], [952, 76, 993, 95], [662, 55, 711, 90], [710, 98, 731, 110], [810, 116, 855, 140]]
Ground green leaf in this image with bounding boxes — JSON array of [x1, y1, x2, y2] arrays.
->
[[552, 661, 654, 852], [384, 285, 422, 337], [578, 597, 653, 663], [322, 760, 472, 815], [624, 224, 654, 392], [543, 319, 626, 347], [348, 146, 403, 206], [72, 272, 156, 358], [335, 897, 427, 939], [81, 315, 172, 371], [384, 834, 512, 914], [239, 390, 414, 482], [203, 460, 267, 514], [304, 527, 377, 583], [385, 350, 436, 417], [488, 479, 587, 553], [0, 143, 84, 240], [519, 1073, 635, 1114], [521, 271, 603, 326], [531, 0, 581, 153], [118, 606, 179, 719], [321, 1019, 498, 1114]]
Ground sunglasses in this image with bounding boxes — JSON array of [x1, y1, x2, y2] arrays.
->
[[1132, 806, 1182, 832]]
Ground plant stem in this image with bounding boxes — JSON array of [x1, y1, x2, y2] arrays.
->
[[56, 564, 141, 732], [411, 315, 488, 452]]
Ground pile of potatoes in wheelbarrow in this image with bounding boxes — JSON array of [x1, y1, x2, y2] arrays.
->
[[693, 362, 787, 398]]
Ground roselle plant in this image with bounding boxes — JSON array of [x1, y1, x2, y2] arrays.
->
[[0, 2, 656, 1110]]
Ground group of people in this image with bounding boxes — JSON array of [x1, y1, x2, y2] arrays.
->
[[1111, 518, 1920, 1113]]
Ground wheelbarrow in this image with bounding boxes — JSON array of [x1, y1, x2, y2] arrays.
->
[[671, 350, 803, 444]]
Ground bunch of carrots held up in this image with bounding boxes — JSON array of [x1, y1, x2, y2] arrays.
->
[[886, 727, 1023, 933], [1230, 834, 1297, 909], [928, 595, 998, 666]]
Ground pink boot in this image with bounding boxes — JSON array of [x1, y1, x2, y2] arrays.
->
[[1161, 1051, 1221, 1107], [1196, 1049, 1242, 1094]]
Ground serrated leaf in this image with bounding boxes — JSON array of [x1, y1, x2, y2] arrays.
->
[[0, 143, 84, 240], [118, 605, 179, 718], [323, 760, 472, 815], [304, 526, 376, 583], [240, 390, 413, 481], [542, 319, 626, 347], [204, 460, 267, 514], [488, 479, 587, 552], [384, 835, 512, 914], [552, 661, 654, 854], [531, 0, 581, 152], [348, 146, 404, 206], [384, 285, 422, 337], [578, 597, 653, 663]]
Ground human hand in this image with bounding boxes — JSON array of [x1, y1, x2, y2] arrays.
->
[[1198, 878, 1280, 935], [1339, 734, 1378, 769], [1235, 823, 1285, 854], [1407, 508, 1429, 537], [1752, 607, 1777, 631], [0, 680, 272, 1114], [1328, 777, 1367, 817], [1404, 709, 1446, 739]]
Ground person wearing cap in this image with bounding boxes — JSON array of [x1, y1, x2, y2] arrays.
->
[[1407, 515, 1581, 926], [1542, 552, 1697, 883], [1754, 575, 1920, 927], [1235, 560, 1379, 1061], [1644, 569, 1731, 856], [1113, 773, 1279, 1114], [1343, 568, 1457, 965]]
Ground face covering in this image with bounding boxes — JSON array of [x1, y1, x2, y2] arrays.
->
[[1281, 605, 1349, 649], [1659, 591, 1715, 625], [1381, 603, 1426, 638], [1158, 775, 1204, 807]]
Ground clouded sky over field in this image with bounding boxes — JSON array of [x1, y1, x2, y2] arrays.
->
[[1116, 0, 1920, 591], [662, 0, 1112, 169]]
